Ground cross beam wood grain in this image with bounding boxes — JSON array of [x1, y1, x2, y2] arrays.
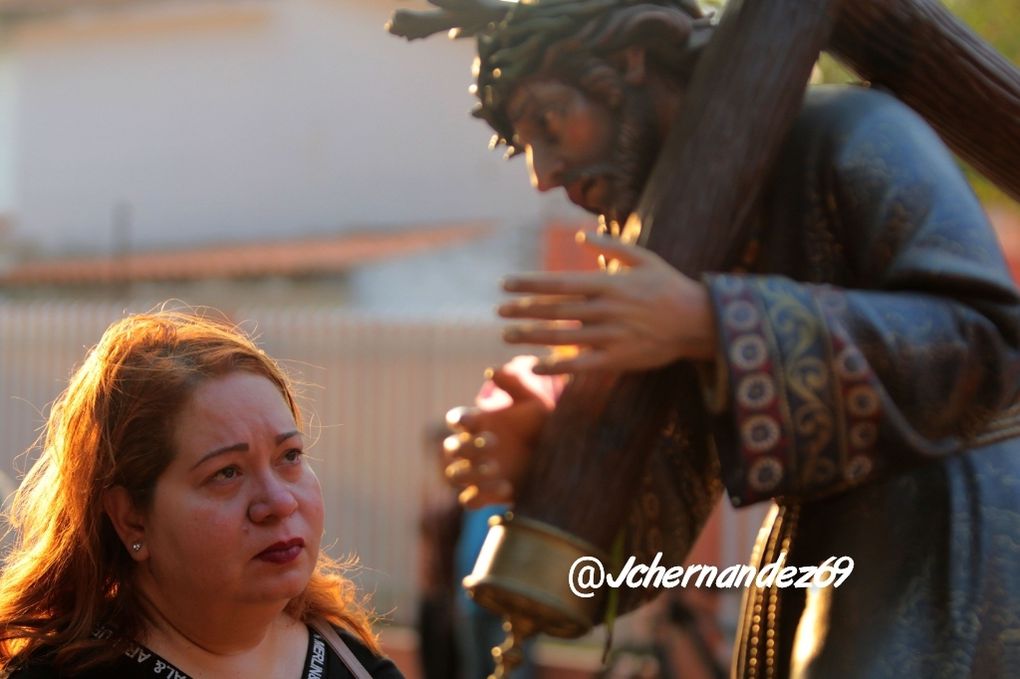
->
[[832, 0, 1020, 203]]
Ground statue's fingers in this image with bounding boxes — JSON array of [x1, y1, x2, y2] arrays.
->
[[442, 431, 495, 463], [577, 231, 655, 267], [502, 323, 623, 347], [532, 349, 611, 375], [444, 458, 474, 486], [459, 478, 514, 509], [446, 405, 484, 432], [497, 297, 612, 323], [502, 271, 609, 297]]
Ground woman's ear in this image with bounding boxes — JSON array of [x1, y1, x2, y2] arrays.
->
[[103, 486, 147, 560]]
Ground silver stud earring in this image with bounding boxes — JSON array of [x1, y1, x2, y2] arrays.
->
[[131, 542, 142, 553]]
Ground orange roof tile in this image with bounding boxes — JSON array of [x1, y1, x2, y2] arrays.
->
[[0, 223, 493, 287]]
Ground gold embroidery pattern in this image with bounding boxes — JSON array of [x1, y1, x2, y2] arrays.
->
[[758, 280, 836, 485]]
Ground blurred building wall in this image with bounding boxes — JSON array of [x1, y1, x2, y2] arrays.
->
[[0, 0, 583, 255], [0, 46, 14, 219]]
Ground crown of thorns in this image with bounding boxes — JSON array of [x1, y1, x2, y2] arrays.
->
[[387, 0, 704, 154]]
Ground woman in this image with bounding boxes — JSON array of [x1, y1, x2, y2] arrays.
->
[[0, 311, 404, 679]]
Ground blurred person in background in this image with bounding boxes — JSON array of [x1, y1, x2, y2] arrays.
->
[[0, 311, 404, 679], [444, 356, 554, 679], [415, 422, 462, 679]]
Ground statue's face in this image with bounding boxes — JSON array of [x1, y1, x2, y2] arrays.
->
[[507, 75, 661, 223]]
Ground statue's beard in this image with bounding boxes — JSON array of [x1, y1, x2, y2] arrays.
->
[[604, 86, 661, 225], [559, 86, 661, 227]]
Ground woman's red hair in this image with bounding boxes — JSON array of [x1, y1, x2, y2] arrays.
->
[[0, 311, 380, 673]]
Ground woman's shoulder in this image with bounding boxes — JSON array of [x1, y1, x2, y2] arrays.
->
[[325, 626, 405, 679]]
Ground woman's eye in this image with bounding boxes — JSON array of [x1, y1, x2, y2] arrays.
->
[[283, 448, 303, 464], [212, 466, 240, 482]]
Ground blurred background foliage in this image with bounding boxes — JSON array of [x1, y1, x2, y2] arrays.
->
[[944, 0, 1020, 205], [704, 0, 1020, 207]]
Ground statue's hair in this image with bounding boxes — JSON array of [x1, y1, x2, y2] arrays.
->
[[388, 0, 711, 154]]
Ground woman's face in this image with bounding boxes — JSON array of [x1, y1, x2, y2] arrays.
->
[[139, 371, 324, 612]]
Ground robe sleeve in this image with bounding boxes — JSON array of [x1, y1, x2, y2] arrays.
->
[[701, 91, 1020, 507]]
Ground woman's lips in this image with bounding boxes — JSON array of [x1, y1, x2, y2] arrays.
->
[[256, 537, 304, 564]]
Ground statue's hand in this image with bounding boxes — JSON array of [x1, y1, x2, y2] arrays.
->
[[498, 232, 717, 374], [442, 362, 554, 509]]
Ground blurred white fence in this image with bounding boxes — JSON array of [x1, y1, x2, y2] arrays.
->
[[0, 301, 514, 624]]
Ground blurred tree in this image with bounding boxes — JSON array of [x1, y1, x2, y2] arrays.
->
[[942, 0, 1020, 205], [948, 0, 1020, 64], [704, 0, 1019, 206]]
